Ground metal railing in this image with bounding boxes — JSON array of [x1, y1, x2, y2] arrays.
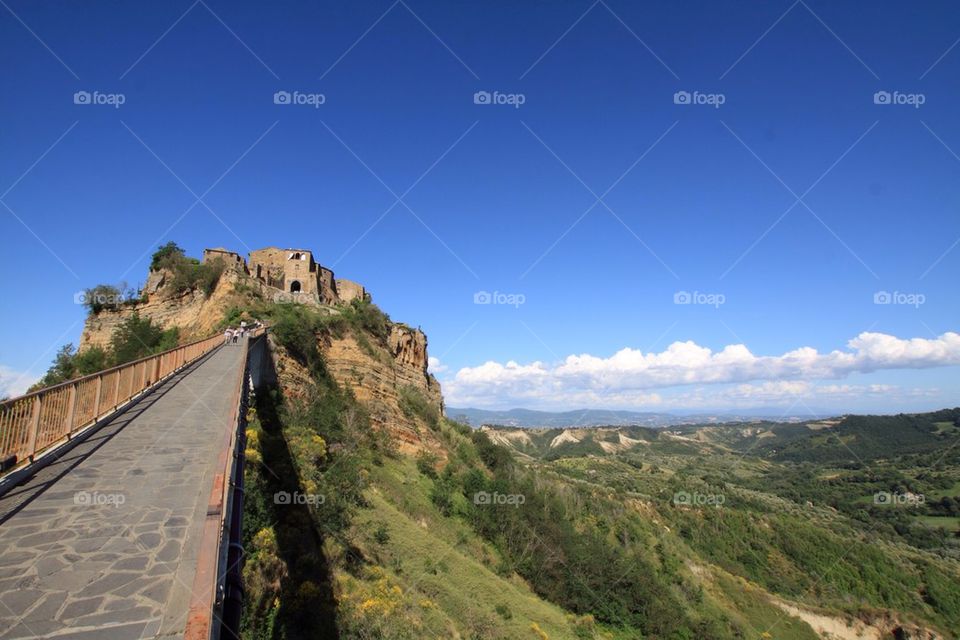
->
[[0, 332, 226, 471], [184, 328, 266, 640]]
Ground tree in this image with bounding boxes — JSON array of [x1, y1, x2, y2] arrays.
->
[[109, 313, 179, 365], [32, 343, 108, 390], [150, 241, 185, 271], [82, 284, 122, 314]]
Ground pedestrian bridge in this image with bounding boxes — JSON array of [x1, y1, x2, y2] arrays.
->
[[0, 332, 266, 639]]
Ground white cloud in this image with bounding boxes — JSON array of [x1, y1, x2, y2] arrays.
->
[[0, 365, 39, 399], [441, 331, 960, 409], [427, 356, 448, 374]]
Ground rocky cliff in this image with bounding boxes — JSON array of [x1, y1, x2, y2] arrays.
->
[[80, 254, 445, 455], [322, 326, 443, 454], [79, 268, 270, 350]]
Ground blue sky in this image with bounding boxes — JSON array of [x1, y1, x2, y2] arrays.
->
[[1, 0, 958, 413]]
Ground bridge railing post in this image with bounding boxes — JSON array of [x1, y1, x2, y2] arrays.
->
[[112, 371, 121, 409], [26, 396, 41, 461], [65, 384, 78, 437], [92, 374, 102, 419]]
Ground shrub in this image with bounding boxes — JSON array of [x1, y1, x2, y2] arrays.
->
[[198, 258, 226, 296], [430, 467, 458, 516], [109, 312, 179, 365], [399, 386, 439, 430], [150, 241, 185, 271], [269, 304, 324, 375], [373, 523, 390, 545], [416, 451, 440, 479], [339, 298, 391, 344], [82, 284, 123, 313], [150, 242, 225, 297], [32, 343, 109, 390]]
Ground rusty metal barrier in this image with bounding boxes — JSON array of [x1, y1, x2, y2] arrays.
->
[[185, 327, 266, 640], [0, 332, 226, 472]]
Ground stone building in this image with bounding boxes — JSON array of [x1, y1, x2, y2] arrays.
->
[[202, 245, 369, 306], [335, 278, 367, 304], [202, 248, 247, 272], [247, 247, 339, 303]]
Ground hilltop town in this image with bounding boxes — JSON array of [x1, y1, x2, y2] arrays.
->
[[76, 243, 443, 453], [201, 246, 367, 306], [80, 245, 368, 350]]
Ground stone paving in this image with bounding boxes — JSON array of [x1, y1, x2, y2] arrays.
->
[[0, 343, 246, 639]]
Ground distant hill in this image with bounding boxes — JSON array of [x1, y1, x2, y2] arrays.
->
[[447, 406, 817, 428], [480, 408, 960, 465], [735, 407, 960, 463]]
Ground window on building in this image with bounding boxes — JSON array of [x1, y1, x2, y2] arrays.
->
[[290, 280, 301, 293]]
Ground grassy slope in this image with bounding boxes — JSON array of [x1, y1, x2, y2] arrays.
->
[[341, 433, 827, 640], [343, 455, 586, 639], [238, 293, 958, 639]]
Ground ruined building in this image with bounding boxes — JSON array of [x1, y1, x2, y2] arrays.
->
[[202, 246, 366, 305]]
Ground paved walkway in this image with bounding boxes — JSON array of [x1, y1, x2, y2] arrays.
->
[[0, 343, 246, 640]]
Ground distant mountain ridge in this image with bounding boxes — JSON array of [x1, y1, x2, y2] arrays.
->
[[447, 406, 819, 428]]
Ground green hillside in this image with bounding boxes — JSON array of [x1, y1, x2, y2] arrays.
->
[[232, 297, 960, 639]]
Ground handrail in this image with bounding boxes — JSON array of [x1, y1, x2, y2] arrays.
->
[[184, 328, 264, 640], [0, 331, 231, 472]]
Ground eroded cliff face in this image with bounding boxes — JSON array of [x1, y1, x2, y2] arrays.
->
[[321, 325, 443, 454], [80, 261, 445, 455], [266, 324, 444, 457], [78, 269, 267, 350]]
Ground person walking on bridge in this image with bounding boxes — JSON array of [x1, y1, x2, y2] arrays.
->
[[224, 328, 233, 345]]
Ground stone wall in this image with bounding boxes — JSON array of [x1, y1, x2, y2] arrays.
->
[[202, 248, 247, 272], [249, 247, 319, 295], [335, 279, 366, 303], [317, 267, 338, 304]]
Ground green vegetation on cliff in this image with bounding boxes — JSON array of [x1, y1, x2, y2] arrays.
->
[[33, 313, 178, 390]]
